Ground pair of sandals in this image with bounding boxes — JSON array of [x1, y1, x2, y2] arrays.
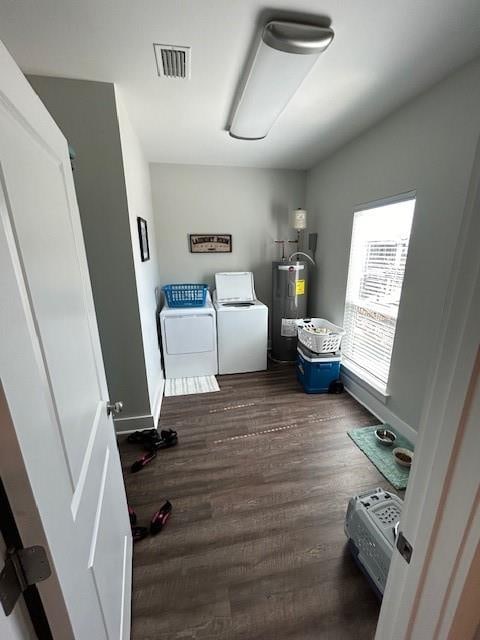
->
[[127, 428, 178, 473], [129, 501, 172, 542]]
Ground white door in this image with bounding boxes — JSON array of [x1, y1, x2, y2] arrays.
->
[[0, 40, 132, 640]]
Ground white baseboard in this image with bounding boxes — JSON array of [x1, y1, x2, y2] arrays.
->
[[114, 413, 154, 433], [342, 369, 417, 445], [114, 374, 165, 435]]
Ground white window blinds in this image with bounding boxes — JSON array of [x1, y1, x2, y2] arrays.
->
[[342, 195, 416, 392]]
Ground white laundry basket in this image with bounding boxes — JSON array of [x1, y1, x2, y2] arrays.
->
[[296, 318, 345, 354]]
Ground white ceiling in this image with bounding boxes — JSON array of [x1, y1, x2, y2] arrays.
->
[[1, 0, 480, 169]]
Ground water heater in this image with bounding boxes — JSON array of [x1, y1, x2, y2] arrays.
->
[[271, 260, 308, 362]]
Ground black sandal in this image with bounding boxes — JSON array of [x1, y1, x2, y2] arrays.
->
[[161, 429, 177, 441], [150, 500, 172, 535], [131, 525, 148, 543], [127, 428, 177, 451], [128, 506, 137, 525], [150, 429, 177, 450], [131, 450, 157, 473], [127, 429, 161, 446]]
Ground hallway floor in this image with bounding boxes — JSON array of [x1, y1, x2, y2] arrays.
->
[[119, 364, 395, 640]]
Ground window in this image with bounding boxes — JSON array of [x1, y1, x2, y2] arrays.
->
[[342, 194, 416, 393]]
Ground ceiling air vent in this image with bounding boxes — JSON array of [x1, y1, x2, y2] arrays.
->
[[154, 44, 191, 79]]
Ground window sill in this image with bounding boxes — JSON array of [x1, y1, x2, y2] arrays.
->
[[341, 360, 391, 403]]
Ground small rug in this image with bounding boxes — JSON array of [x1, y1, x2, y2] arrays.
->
[[165, 375, 220, 397], [347, 425, 414, 490]]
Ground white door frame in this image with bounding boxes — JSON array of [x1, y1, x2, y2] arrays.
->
[[376, 137, 480, 638]]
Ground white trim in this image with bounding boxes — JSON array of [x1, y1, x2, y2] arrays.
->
[[422, 360, 480, 638], [343, 367, 417, 445], [152, 375, 165, 428], [114, 374, 165, 434], [113, 425, 154, 436], [341, 360, 390, 400], [119, 534, 131, 640], [354, 189, 417, 213], [439, 479, 480, 639], [114, 413, 152, 422], [114, 413, 154, 432]]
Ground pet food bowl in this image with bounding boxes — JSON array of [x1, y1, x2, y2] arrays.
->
[[393, 447, 413, 468], [375, 428, 396, 446]]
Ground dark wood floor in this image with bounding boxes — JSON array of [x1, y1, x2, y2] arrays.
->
[[119, 365, 398, 640]]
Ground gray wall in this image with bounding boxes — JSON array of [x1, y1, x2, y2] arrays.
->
[[115, 90, 164, 418], [28, 76, 151, 420], [149, 164, 306, 310], [306, 56, 480, 432]]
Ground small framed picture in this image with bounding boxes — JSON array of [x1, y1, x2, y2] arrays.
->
[[189, 234, 232, 253], [137, 217, 150, 262]]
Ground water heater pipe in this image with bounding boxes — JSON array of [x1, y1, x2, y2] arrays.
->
[[288, 251, 316, 266]]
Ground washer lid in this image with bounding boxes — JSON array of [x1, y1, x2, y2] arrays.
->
[[215, 272, 255, 303]]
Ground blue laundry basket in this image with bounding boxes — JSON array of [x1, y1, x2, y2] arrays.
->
[[163, 284, 208, 308]]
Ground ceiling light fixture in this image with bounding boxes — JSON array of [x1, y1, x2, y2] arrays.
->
[[229, 20, 334, 140]]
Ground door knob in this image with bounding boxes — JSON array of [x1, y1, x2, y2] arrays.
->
[[107, 401, 123, 416]]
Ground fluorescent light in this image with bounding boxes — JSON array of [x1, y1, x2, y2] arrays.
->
[[229, 21, 334, 140]]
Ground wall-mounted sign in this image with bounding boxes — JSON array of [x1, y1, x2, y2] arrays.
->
[[189, 234, 232, 253]]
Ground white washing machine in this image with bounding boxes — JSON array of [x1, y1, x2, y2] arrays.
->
[[213, 272, 268, 374], [160, 291, 218, 379]]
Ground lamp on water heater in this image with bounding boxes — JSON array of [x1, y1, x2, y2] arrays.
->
[[290, 208, 307, 230], [290, 207, 308, 251]]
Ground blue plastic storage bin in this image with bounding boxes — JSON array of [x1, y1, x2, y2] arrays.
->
[[296, 345, 341, 393], [163, 284, 208, 308]]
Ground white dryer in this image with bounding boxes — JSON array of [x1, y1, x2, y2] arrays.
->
[[213, 272, 268, 375], [160, 291, 218, 379]]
